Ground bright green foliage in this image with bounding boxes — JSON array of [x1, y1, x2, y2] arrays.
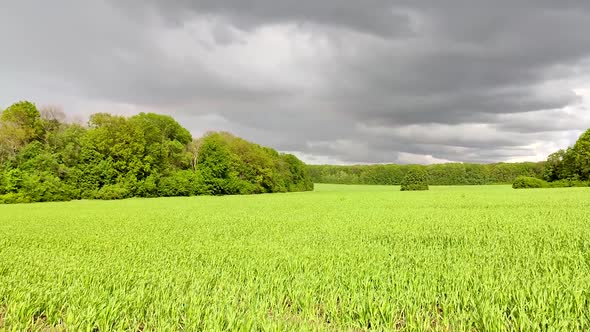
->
[[1, 185, 590, 330], [572, 128, 590, 180], [0, 101, 312, 203], [512, 176, 548, 189], [197, 132, 247, 195], [128, 112, 192, 172], [197, 132, 313, 195], [309, 162, 546, 185], [0, 101, 44, 162], [400, 167, 429, 191]]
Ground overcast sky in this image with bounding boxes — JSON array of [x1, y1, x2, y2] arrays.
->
[[2, 1, 590, 164]]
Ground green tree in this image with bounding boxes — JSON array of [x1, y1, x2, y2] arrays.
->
[[572, 129, 590, 180], [196, 132, 246, 195], [544, 149, 566, 181], [0, 101, 44, 162], [85, 113, 146, 180], [282, 154, 314, 191], [129, 113, 192, 173]]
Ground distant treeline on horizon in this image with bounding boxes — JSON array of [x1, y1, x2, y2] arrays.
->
[[309, 126, 590, 186], [308, 162, 546, 185]]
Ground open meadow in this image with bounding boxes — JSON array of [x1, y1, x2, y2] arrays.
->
[[1, 184, 590, 331]]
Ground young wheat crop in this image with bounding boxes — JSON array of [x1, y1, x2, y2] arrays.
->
[[0, 184, 589, 330]]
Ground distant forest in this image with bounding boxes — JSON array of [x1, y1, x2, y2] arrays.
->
[[310, 128, 590, 186], [308, 162, 545, 185], [0, 101, 313, 203], [309, 162, 544, 186]]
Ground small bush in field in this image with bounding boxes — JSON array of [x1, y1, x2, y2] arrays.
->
[[512, 176, 548, 189], [401, 167, 429, 191]]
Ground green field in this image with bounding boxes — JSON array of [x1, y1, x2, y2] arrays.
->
[[1, 184, 590, 331]]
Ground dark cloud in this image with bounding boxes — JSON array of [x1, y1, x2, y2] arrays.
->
[[1, 0, 590, 164]]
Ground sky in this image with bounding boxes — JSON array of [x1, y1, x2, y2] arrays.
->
[[1, 0, 590, 164]]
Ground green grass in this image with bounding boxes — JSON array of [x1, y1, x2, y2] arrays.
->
[[1, 184, 590, 331]]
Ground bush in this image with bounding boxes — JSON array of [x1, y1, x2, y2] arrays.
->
[[513, 176, 589, 189], [21, 172, 75, 202], [156, 171, 209, 197], [136, 174, 159, 198], [512, 176, 548, 189], [94, 184, 130, 200], [159, 171, 194, 197], [0, 192, 32, 204], [548, 179, 590, 188], [3, 169, 23, 193], [401, 167, 429, 191]]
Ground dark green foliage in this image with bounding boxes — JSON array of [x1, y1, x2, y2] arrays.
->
[[195, 132, 313, 195], [0, 101, 313, 203], [512, 176, 589, 189], [158, 171, 206, 197], [401, 167, 429, 191], [548, 179, 589, 188], [94, 184, 130, 200], [283, 154, 314, 192], [309, 162, 546, 186], [542, 128, 590, 183], [135, 174, 160, 198], [512, 176, 548, 189], [544, 149, 567, 182]]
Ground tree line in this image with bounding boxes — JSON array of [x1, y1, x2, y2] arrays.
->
[[310, 128, 590, 187], [308, 162, 546, 185], [0, 101, 313, 203]]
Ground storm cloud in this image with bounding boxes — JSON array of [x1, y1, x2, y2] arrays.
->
[[1, 0, 590, 163]]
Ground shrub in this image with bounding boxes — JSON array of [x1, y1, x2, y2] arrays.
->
[[512, 176, 548, 189], [401, 167, 429, 191], [0, 192, 32, 204], [513, 176, 589, 189], [21, 172, 75, 202], [94, 184, 130, 200], [156, 171, 209, 197], [81, 189, 98, 200], [136, 174, 159, 198], [3, 169, 24, 193], [548, 179, 590, 188], [159, 171, 193, 197]]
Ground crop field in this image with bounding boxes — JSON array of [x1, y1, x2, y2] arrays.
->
[[1, 184, 590, 331]]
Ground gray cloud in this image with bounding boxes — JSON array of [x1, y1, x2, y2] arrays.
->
[[120, 0, 418, 37], [2, 0, 590, 164]]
